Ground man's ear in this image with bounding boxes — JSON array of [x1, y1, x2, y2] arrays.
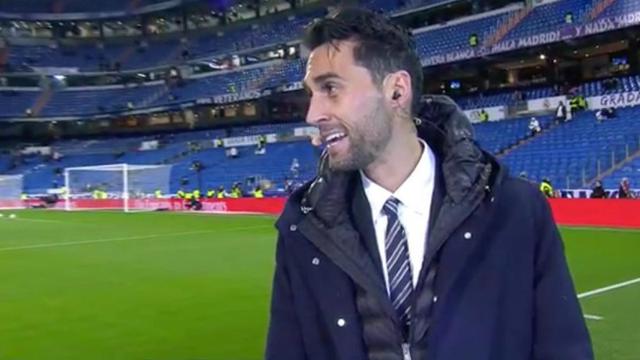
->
[[383, 70, 412, 110]]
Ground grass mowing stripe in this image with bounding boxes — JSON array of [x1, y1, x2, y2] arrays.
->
[[578, 277, 640, 299], [0, 224, 272, 252]]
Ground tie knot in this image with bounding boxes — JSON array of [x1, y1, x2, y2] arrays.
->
[[382, 197, 401, 216]]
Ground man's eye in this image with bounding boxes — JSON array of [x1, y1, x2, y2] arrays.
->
[[322, 83, 337, 95]]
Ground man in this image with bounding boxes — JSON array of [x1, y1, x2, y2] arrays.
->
[[290, 157, 301, 178], [618, 177, 634, 198], [555, 101, 567, 122], [540, 177, 554, 198], [478, 108, 489, 122], [217, 186, 226, 198], [529, 116, 541, 136], [590, 180, 607, 198], [266, 8, 592, 360], [468, 33, 478, 47]]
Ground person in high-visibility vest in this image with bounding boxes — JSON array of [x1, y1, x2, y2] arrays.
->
[[540, 178, 554, 198], [569, 96, 579, 112], [217, 186, 226, 198], [176, 189, 185, 199], [193, 189, 201, 200], [564, 11, 573, 24], [578, 96, 587, 110], [469, 33, 478, 47], [155, 189, 163, 198], [479, 109, 489, 122], [20, 193, 28, 201], [206, 189, 215, 198], [253, 187, 264, 198]]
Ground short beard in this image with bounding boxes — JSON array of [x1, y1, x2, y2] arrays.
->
[[329, 101, 392, 171]]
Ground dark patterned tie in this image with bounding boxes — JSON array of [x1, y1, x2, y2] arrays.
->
[[382, 197, 414, 336]]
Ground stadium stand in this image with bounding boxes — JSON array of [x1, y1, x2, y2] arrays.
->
[[473, 115, 553, 154], [588, 0, 640, 21], [500, 0, 590, 43], [413, 9, 515, 58], [1, 0, 639, 197], [4, 12, 321, 72], [0, 0, 170, 13], [502, 108, 640, 189], [606, 156, 640, 189]]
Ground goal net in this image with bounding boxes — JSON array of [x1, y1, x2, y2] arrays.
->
[[0, 174, 24, 210], [64, 164, 172, 212]]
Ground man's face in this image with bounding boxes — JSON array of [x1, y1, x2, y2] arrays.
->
[[303, 41, 393, 171]]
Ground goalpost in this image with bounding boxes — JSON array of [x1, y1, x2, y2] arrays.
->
[[0, 174, 24, 210], [64, 164, 172, 212]]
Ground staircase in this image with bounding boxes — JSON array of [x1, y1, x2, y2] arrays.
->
[[497, 120, 562, 158], [587, 148, 640, 186], [585, 0, 617, 21], [31, 88, 53, 117], [115, 45, 137, 67], [138, 85, 170, 108], [484, 5, 533, 48], [247, 61, 286, 92]]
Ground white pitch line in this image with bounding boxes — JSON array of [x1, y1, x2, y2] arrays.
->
[[583, 314, 604, 321], [3, 217, 68, 224], [0, 224, 272, 253], [562, 226, 640, 233], [578, 277, 640, 299]]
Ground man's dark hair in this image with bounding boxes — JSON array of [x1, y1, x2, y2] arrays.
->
[[303, 7, 424, 116]]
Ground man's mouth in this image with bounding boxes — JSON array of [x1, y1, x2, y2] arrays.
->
[[323, 131, 347, 148]]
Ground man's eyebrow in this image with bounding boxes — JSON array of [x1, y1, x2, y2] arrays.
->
[[303, 72, 344, 92]]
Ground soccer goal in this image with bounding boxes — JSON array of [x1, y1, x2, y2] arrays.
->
[[0, 174, 24, 210], [64, 164, 172, 212]]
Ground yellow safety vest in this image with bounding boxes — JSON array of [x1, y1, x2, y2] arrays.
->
[[540, 182, 554, 197]]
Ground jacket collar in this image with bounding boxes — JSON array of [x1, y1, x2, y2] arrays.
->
[[299, 94, 504, 226]]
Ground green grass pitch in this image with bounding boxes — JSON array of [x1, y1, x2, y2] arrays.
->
[[0, 210, 638, 360]]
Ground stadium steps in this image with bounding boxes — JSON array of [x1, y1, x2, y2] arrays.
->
[[138, 85, 170, 108], [31, 88, 53, 117], [497, 119, 561, 158], [484, 4, 533, 48], [584, 0, 617, 22], [588, 148, 640, 186], [247, 61, 286, 91], [114, 45, 139, 67]]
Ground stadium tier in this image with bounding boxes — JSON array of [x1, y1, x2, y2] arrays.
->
[[5, 100, 639, 195], [0, 0, 172, 13], [500, 0, 590, 42], [502, 107, 640, 189], [3, 0, 638, 75], [1, 69, 636, 118], [5, 14, 319, 72]]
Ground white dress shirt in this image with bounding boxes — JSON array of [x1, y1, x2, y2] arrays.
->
[[360, 139, 436, 293]]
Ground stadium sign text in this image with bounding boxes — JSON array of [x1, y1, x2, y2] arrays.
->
[[422, 10, 640, 67], [588, 91, 640, 110]]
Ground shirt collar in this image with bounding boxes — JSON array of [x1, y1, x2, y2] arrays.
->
[[360, 138, 435, 218]]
